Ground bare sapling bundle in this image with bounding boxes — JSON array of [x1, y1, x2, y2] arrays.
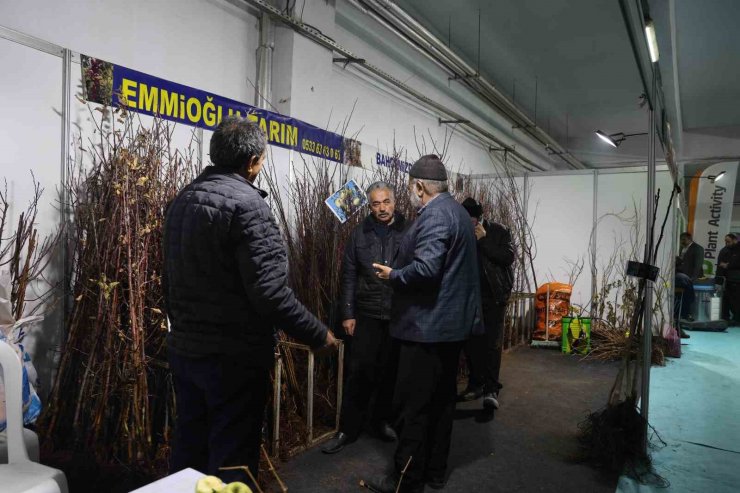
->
[[39, 104, 200, 473]]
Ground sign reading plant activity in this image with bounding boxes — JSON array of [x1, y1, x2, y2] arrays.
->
[[81, 55, 351, 164], [687, 161, 738, 276]]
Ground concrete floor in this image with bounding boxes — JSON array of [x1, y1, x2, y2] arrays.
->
[[617, 327, 740, 493], [277, 346, 621, 492]]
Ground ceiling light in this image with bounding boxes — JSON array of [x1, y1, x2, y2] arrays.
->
[[595, 130, 619, 147], [645, 18, 659, 63]]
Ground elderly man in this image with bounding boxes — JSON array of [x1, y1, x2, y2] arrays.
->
[[371, 155, 481, 493], [163, 117, 337, 487], [458, 198, 515, 411], [322, 182, 407, 454]]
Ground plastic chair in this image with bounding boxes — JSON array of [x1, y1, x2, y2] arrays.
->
[[0, 428, 40, 462], [0, 340, 68, 493]]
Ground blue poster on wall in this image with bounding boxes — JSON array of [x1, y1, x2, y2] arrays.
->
[[81, 55, 359, 164]]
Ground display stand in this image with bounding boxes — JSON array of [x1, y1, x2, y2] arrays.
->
[[271, 340, 344, 457], [531, 284, 560, 348]]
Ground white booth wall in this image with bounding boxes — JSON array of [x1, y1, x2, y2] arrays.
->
[[521, 167, 676, 331]]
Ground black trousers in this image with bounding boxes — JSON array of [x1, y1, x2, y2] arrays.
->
[[393, 340, 463, 486], [464, 298, 506, 393], [340, 315, 398, 439], [725, 281, 740, 323], [168, 351, 269, 488]]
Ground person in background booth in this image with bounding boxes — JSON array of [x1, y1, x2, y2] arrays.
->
[[677, 232, 704, 281], [458, 198, 515, 412], [322, 182, 407, 455], [163, 116, 338, 488], [718, 233, 740, 324], [716, 233, 737, 320]]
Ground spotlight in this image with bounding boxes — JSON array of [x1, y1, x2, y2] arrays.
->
[[595, 130, 619, 148], [594, 130, 648, 148]]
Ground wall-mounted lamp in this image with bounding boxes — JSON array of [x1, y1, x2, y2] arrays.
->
[[644, 18, 660, 63], [595, 130, 649, 148]]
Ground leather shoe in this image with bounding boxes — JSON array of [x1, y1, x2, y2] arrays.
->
[[377, 421, 398, 442], [321, 432, 350, 454], [680, 328, 691, 339], [365, 475, 424, 493]]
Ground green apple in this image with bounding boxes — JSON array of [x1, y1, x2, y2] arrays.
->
[[222, 482, 253, 493], [195, 475, 225, 493]]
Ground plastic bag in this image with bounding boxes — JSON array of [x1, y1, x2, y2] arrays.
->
[[661, 324, 681, 358], [0, 273, 43, 431], [534, 283, 572, 341]]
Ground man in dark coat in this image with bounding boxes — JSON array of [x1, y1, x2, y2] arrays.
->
[[458, 198, 515, 411], [716, 233, 736, 320], [163, 117, 337, 487], [718, 235, 740, 323], [371, 155, 481, 493], [677, 232, 705, 281], [322, 182, 406, 454]]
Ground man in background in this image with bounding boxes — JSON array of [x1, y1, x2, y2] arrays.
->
[[322, 182, 406, 454], [677, 232, 704, 281], [371, 155, 481, 492], [458, 198, 515, 412], [716, 234, 736, 321]]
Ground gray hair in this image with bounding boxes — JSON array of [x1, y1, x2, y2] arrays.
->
[[366, 181, 395, 199], [413, 178, 448, 194]]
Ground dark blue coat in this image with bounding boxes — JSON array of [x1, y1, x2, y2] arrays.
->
[[163, 166, 328, 366], [389, 192, 482, 343]]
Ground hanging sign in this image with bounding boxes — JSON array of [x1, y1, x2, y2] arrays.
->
[[80, 55, 350, 163], [687, 161, 738, 275]]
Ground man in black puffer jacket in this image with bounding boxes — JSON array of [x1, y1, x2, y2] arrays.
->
[[459, 198, 515, 412], [163, 117, 337, 487], [322, 182, 407, 454]]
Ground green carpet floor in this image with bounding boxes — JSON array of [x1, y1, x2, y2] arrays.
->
[[617, 327, 740, 493]]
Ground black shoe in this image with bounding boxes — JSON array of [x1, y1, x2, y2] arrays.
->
[[680, 328, 691, 339], [457, 385, 483, 402], [426, 476, 447, 490], [365, 475, 424, 493], [321, 432, 350, 454], [377, 421, 398, 442], [483, 392, 500, 410]]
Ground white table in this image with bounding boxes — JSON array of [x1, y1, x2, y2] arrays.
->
[[129, 468, 205, 493]]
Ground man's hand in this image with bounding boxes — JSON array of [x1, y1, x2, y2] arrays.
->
[[372, 263, 393, 280], [342, 318, 356, 336], [324, 330, 340, 348], [474, 223, 486, 240], [720, 262, 729, 268]]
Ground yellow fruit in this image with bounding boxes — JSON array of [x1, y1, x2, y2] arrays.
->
[[222, 482, 253, 493], [195, 475, 225, 493]]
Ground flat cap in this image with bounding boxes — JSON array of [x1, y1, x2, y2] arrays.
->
[[409, 154, 448, 181]]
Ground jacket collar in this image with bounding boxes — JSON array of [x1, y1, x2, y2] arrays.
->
[[200, 165, 268, 198], [418, 192, 451, 214], [362, 212, 406, 233]]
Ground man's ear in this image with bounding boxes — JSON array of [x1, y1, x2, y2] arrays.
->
[[247, 155, 260, 170]]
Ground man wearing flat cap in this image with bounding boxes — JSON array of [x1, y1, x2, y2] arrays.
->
[[371, 155, 481, 492], [458, 198, 515, 412]]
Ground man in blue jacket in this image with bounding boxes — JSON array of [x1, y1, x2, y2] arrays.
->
[[371, 155, 481, 492]]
